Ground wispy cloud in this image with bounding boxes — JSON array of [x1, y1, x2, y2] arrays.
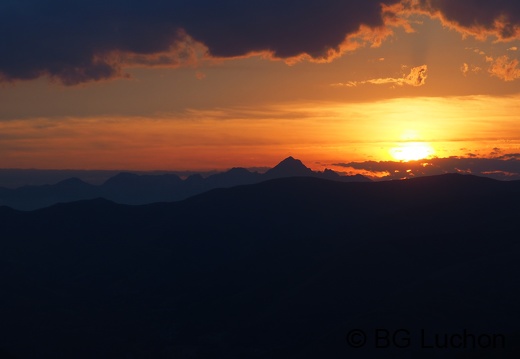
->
[[488, 55, 520, 81], [461, 63, 469, 76], [332, 65, 428, 87], [460, 62, 482, 76], [464, 47, 520, 81]]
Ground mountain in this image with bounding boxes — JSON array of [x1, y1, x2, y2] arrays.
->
[[101, 173, 184, 204], [264, 156, 314, 178], [205, 167, 263, 188], [0, 177, 98, 210], [0, 157, 369, 210], [1, 174, 520, 358], [102, 172, 183, 188]]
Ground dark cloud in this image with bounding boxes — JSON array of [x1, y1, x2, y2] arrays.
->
[[4, 1, 520, 85], [415, 0, 520, 40], [0, 0, 402, 85], [0, 0, 183, 84], [335, 155, 520, 181], [184, 1, 408, 60]]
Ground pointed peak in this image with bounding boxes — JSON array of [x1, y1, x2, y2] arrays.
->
[[321, 168, 340, 178], [265, 157, 313, 178], [278, 156, 297, 163], [274, 156, 307, 167]]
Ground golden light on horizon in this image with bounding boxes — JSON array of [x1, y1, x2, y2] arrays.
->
[[1, 95, 519, 170], [389, 142, 435, 162]]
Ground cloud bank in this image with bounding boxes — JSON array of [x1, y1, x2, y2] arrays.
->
[[0, 0, 403, 85], [2, 1, 520, 85], [335, 155, 520, 181]]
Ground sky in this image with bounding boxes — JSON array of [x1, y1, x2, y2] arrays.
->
[[2, 0, 520, 180]]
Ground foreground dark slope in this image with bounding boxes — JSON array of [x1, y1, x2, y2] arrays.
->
[[1, 174, 520, 358]]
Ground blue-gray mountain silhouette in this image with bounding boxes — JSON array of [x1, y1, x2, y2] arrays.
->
[[1, 174, 520, 358], [0, 157, 370, 210]]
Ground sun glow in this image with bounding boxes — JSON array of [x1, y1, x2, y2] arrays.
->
[[390, 142, 435, 162]]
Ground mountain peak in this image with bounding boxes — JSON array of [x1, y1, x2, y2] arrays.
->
[[278, 156, 298, 164], [265, 157, 314, 179]]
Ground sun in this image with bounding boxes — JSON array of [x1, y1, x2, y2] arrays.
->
[[390, 142, 435, 162]]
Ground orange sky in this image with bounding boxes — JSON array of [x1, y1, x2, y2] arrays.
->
[[1, 7, 520, 172]]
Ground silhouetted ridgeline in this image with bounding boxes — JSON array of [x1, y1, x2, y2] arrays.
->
[[0, 157, 370, 210], [1, 174, 520, 358]]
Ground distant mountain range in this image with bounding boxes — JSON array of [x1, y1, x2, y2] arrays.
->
[[0, 157, 370, 210], [1, 173, 520, 358]]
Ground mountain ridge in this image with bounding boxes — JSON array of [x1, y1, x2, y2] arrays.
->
[[0, 157, 370, 210]]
